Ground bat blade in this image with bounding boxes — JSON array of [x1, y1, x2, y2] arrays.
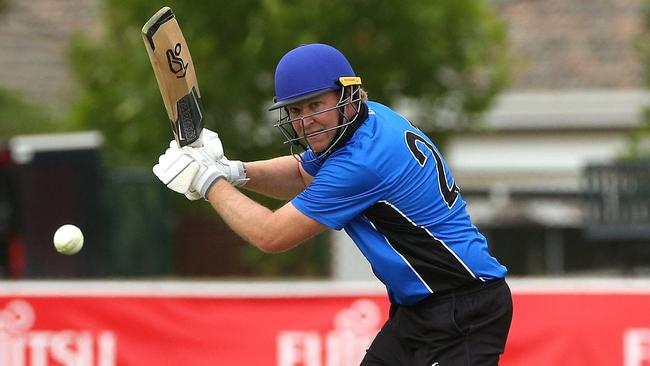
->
[[142, 6, 203, 147]]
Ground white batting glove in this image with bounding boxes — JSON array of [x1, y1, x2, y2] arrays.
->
[[156, 127, 222, 200], [183, 190, 202, 201], [199, 128, 248, 185], [153, 140, 227, 199], [182, 146, 227, 198], [199, 128, 224, 161], [220, 157, 248, 187], [182, 157, 247, 200], [181, 128, 225, 200], [161, 127, 247, 200], [153, 140, 200, 195], [201, 129, 247, 186]]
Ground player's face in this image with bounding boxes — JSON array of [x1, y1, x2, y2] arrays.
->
[[287, 91, 343, 153]]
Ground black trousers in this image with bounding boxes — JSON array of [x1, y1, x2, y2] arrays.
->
[[361, 279, 513, 366]]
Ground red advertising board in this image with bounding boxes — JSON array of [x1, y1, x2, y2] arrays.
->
[[0, 279, 649, 365]]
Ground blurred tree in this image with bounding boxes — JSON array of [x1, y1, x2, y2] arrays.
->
[[67, 0, 511, 165], [0, 89, 56, 143], [630, 0, 650, 157]]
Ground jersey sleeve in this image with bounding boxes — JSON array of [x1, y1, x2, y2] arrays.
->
[[299, 150, 322, 176], [291, 157, 386, 230]]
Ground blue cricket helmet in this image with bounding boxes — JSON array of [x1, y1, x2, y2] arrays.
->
[[269, 44, 359, 110]]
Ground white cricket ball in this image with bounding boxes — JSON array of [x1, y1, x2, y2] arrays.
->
[[53, 224, 84, 255]]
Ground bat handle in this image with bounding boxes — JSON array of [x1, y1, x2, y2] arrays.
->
[[188, 138, 203, 148]]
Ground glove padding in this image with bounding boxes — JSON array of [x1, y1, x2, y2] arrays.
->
[[198, 128, 224, 161], [183, 189, 203, 201], [182, 156, 248, 200], [153, 141, 201, 194], [182, 146, 227, 198], [199, 128, 247, 187], [153, 141, 226, 199], [154, 127, 248, 200], [220, 157, 248, 187]]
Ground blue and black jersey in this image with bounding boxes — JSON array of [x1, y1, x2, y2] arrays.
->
[[291, 101, 507, 306]]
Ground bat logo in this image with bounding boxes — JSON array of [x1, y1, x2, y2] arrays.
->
[[166, 43, 188, 78]]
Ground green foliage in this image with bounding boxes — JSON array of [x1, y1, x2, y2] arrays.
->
[[67, 0, 511, 165], [241, 231, 330, 277], [0, 89, 57, 143], [631, 0, 650, 158]]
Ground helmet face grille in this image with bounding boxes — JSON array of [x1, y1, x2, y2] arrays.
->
[[273, 85, 363, 163]]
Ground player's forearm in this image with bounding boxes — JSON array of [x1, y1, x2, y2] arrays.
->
[[242, 156, 308, 200], [206, 179, 299, 253]]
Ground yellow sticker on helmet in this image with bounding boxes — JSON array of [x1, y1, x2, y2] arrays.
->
[[339, 77, 362, 86]]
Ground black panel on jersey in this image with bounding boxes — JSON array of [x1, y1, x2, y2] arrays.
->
[[363, 201, 479, 293]]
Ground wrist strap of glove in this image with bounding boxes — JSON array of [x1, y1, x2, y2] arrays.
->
[[227, 160, 249, 187], [199, 171, 226, 198]]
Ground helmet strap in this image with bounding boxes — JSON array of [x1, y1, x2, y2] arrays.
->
[[326, 99, 367, 156]]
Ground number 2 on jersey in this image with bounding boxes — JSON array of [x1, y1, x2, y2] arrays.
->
[[405, 131, 459, 208]]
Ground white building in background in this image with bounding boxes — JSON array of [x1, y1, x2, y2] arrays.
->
[[449, 90, 648, 227]]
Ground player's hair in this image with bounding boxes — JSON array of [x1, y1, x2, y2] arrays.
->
[[359, 88, 368, 102], [344, 87, 367, 103]]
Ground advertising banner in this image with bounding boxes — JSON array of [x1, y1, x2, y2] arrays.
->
[[0, 279, 649, 365]]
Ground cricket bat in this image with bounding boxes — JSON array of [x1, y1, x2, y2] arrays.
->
[[142, 6, 203, 147]]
